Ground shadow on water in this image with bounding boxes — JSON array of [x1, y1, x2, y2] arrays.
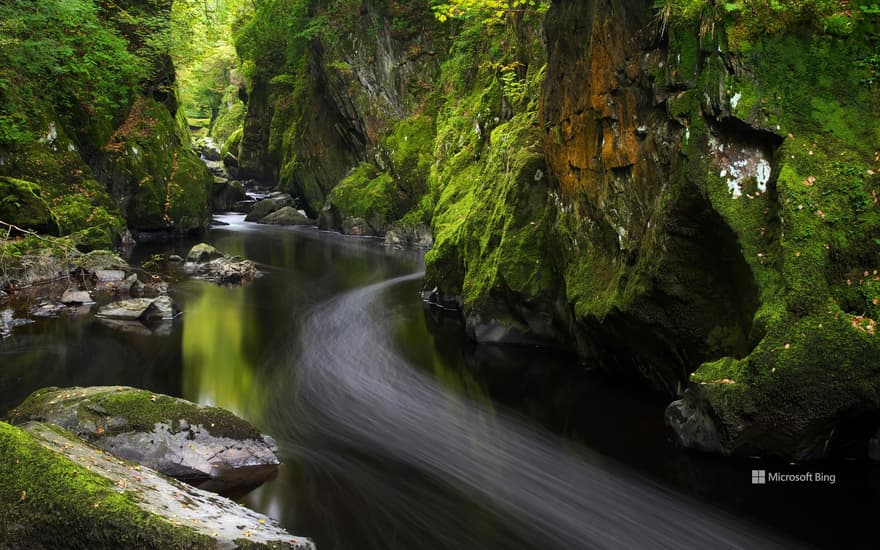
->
[[3, 215, 878, 549]]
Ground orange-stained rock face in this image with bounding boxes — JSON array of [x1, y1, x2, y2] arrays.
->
[[540, 0, 675, 249]]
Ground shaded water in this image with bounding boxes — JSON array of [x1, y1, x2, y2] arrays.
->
[[2, 214, 878, 549]]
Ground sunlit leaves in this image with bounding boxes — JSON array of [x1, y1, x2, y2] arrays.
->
[[432, 0, 549, 24]]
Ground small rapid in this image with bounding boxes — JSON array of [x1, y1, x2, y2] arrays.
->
[[274, 272, 801, 550]]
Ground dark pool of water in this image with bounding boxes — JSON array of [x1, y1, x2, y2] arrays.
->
[[2, 214, 878, 549]]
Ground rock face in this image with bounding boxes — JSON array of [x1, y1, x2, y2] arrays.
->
[[234, 1, 880, 460], [424, 0, 880, 461], [0, 2, 211, 245], [236, 3, 441, 224], [7, 387, 280, 496], [0, 421, 313, 549], [213, 178, 246, 212], [185, 243, 260, 285]]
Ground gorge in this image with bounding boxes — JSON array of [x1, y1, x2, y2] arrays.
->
[[1, 0, 879, 548]]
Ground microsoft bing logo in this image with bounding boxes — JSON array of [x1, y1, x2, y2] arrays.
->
[[751, 470, 766, 484]]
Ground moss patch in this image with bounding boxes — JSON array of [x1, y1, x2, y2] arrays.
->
[[0, 421, 211, 548], [0, 177, 60, 235], [9, 387, 263, 442]]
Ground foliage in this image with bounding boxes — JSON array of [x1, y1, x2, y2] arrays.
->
[[657, 0, 880, 44], [432, 0, 549, 23], [0, 0, 145, 147], [172, 0, 251, 123]]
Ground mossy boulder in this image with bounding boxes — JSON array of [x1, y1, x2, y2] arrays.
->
[[7, 387, 280, 495], [259, 206, 314, 226], [245, 193, 295, 222], [97, 97, 212, 237], [0, 421, 313, 549], [327, 163, 395, 235], [0, 177, 60, 236]]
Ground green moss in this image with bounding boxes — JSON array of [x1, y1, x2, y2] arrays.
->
[[329, 163, 396, 233], [210, 85, 246, 145], [0, 421, 211, 548], [106, 97, 211, 232], [221, 127, 243, 159], [11, 387, 263, 441], [662, 10, 880, 455], [0, 176, 60, 235]]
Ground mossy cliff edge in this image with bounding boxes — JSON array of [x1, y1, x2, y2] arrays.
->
[[237, 0, 880, 460], [0, 0, 211, 248]]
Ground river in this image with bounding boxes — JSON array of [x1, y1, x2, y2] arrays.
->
[[2, 214, 878, 549]]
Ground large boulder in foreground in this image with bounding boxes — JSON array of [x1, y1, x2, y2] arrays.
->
[[0, 421, 313, 549], [7, 386, 279, 495]]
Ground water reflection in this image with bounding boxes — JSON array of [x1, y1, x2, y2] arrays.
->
[[182, 283, 264, 422]]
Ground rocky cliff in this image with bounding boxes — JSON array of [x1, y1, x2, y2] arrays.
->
[[235, 0, 443, 235], [0, 0, 212, 248], [236, 0, 880, 461]]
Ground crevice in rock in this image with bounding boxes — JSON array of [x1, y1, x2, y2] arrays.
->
[[577, 185, 761, 396]]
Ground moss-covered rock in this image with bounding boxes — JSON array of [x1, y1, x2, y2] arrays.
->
[[659, 8, 880, 460], [236, 1, 444, 214], [97, 97, 212, 236], [0, 421, 313, 549], [7, 386, 279, 494], [0, 177, 60, 236]]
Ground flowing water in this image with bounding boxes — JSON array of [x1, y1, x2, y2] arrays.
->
[[2, 214, 878, 549]]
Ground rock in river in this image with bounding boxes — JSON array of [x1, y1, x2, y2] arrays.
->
[[96, 296, 176, 323], [185, 243, 260, 285], [60, 289, 93, 304], [186, 242, 225, 264], [0, 421, 314, 549], [7, 386, 281, 496], [259, 206, 314, 226], [245, 192, 295, 222]]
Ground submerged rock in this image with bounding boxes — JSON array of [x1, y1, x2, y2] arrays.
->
[[341, 217, 374, 236], [665, 389, 724, 455], [7, 386, 281, 496], [0, 421, 313, 549], [28, 300, 66, 318], [384, 224, 434, 249]]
